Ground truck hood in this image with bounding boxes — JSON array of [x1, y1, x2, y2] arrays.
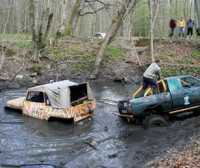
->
[[6, 97, 25, 110]]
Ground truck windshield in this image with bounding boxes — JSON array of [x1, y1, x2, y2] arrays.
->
[[26, 91, 45, 103], [181, 76, 200, 88]]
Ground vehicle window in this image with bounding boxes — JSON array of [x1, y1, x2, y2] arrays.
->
[[181, 77, 200, 88], [26, 91, 45, 103], [158, 80, 168, 93], [70, 84, 88, 106], [168, 78, 182, 92]]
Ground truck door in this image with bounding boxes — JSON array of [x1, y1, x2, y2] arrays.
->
[[23, 91, 47, 119], [167, 78, 185, 108], [180, 76, 200, 106]]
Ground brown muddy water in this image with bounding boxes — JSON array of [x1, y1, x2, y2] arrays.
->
[[0, 82, 200, 168]]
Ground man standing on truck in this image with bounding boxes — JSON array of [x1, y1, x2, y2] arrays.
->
[[143, 60, 161, 91]]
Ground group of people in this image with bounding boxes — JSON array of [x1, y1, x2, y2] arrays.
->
[[169, 18, 198, 37]]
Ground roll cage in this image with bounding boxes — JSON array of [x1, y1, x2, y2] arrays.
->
[[133, 79, 168, 98]]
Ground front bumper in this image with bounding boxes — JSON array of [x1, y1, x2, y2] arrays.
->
[[117, 100, 134, 118]]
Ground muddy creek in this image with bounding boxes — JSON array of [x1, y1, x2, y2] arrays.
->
[[0, 82, 200, 168]]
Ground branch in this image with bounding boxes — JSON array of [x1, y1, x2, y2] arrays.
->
[[79, 6, 107, 16], [79, 0, 111, 16], [152, 0, 160, 27]]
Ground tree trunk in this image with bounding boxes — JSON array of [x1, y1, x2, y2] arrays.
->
[[90, 0, 138, 79], [29, 0, 38, 59], [29, 0, 54, 61], [65, 0, 81, 36], [195, 0, 200, 27], [149, 0, 154, 62], [0, 46, 5, 71], [149, 0, 159, 63]]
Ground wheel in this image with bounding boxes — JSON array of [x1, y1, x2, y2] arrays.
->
[[193, 108, 200, 116], [143, 114, 168, 128]]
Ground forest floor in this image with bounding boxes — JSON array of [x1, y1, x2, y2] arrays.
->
[[0, 35, 200, 90]]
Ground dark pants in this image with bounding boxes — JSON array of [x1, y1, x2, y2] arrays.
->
[[143, 77, 157, 89], [187, 27, 193, 36], [169, 28, 175, 37]]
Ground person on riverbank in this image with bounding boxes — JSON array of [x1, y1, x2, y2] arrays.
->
[[169, 19, 177, 37], [143, 60, 161, 91], [178, 18, 186, 37], [187, 18, 194, 37]]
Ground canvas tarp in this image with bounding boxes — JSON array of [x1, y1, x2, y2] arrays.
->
[[28, 80, 93, 108]]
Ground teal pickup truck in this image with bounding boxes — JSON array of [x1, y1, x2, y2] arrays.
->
[[118, 75, 200, 127]]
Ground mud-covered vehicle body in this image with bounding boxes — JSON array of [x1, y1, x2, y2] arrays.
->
[[118, 75, 200, 126], [6, 80, 96, 122]]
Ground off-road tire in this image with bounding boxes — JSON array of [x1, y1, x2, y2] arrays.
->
[[143, 114, 168, 128], [193, 108, 200, 116]]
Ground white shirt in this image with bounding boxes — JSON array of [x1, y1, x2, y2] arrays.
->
[[143, 63, 161, 79]]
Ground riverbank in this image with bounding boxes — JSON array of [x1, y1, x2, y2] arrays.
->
[[0, 36, 200, 90]]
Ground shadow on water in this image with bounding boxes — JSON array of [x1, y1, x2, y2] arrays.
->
[[0, 82, 200, 168]]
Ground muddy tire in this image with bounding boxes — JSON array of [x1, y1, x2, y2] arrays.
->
[[193, 108, 200, 116], [143, 115, 168, 128]]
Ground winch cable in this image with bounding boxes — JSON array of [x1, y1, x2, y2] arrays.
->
[[96, 98, 118, 106]]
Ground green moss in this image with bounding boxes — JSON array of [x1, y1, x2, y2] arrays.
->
[[15, 41, 32, 49], [64, 25, 73, 36], [51, 48, 65, 60], [5, 48, 16, 56], [50, 43, 94, 62], [71, 54, 95, 73], [0, 33, 31, 41], [162, 67, 200, 77], [105, 45, 124, 60], [65, 45, 83, 55], [191, 50, 200, 59], [30, 64, 43, 74], [0, 33, 32, 49]]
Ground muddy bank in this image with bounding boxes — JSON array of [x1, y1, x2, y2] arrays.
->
[[1, 37, 200, 90], [1, 82, 200, 168], [0, 37, 143, 90]]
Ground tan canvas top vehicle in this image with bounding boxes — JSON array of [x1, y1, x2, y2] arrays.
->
[[6, 80, 96, 122]]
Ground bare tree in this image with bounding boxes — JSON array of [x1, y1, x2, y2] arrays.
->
[[90, 0, 138, 79], [149, 0, 159, 62], [195, 0, 200, 28], [64, 0, 81, 36], [64, 0, 111, 36], [29, 0, 54, 60]]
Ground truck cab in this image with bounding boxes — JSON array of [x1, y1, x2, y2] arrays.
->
[[118, 75, 200, 126], [6, 80, 96, 122]]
